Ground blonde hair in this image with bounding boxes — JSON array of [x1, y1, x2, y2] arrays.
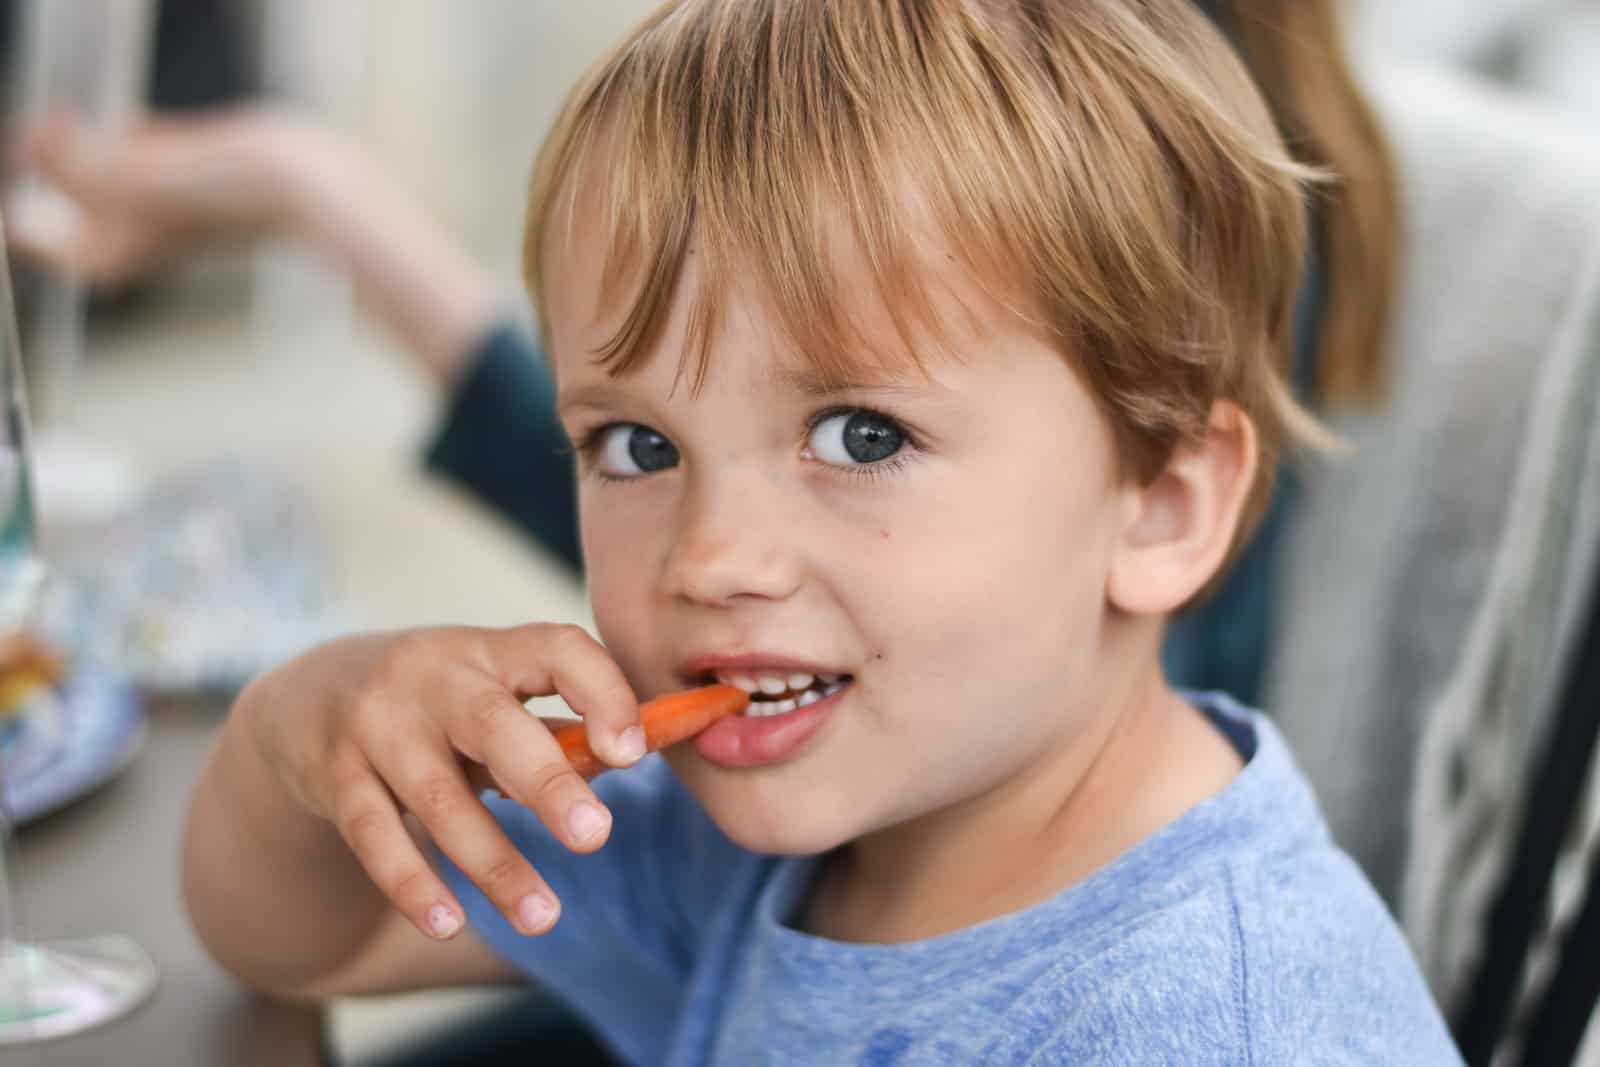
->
[[1229, 0, 1400, 405], [526, 0, 1327, 545]]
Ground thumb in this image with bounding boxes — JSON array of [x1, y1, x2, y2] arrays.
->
[[6, 182, 85, 270]]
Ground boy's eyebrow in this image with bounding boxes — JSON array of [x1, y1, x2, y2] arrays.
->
[[557, 369, 934, 413], [556, 382, 631, 417], [775, 366, 930, 398]]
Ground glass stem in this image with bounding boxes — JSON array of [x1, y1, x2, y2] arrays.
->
[[0, 753, 40, 1024]]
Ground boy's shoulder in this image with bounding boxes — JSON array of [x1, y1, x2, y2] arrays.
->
[[984, 834, 1460, 1064], [985, 878, 1250, 1063], [978, 697, 1463, 1063]]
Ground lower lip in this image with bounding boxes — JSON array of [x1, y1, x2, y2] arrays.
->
[[691, 685, 847, 769]]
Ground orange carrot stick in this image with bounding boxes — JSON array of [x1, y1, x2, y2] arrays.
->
[[552, 683, 750, 779]]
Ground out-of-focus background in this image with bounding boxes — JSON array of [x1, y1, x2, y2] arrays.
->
[[0, 3, 656, 1064], [0, 2, 622, 657], [1355, 0, 1600, 123], [0, 1, 1596, 1065], [4, 0, 643, 635]]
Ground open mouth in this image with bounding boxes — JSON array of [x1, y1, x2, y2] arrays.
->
[[703, 671, 853, 718]]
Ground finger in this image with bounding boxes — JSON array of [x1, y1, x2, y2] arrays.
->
[[551, 684, 749, 779], [10, 110, 74, 171], [461, 762, 502, 796], [447, 686, 614, 854], [76, 226, 163, 285], [6, 219, 77, 272], [373, 743, 563, 936], [24, 112, 106, 201], [329, 763, 474, 941], [476, 718, 595, 783], [5, 181, 86, 269], [15, 224, 150, 286], [488, 624, 645, 768]]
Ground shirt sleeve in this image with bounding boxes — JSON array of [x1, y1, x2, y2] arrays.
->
[[424, 322, 583, 573], [436, 756, 748, 1064]]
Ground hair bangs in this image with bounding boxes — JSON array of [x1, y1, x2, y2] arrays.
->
[[525, 0, 1330, 556], [525, 0, 1066, 394]]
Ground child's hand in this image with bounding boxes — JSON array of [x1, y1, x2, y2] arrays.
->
[[242, 625, 647, 939]]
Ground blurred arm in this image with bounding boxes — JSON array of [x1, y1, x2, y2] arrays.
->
[[9, 108, 504, 381]]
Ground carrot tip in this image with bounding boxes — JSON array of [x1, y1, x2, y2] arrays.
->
[[552, 683, 750, 780]]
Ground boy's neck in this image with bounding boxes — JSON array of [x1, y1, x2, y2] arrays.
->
[[798, 627, 1243, 945]]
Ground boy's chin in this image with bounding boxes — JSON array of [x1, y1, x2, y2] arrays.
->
[[714, 811, 853, 857], [666, 753, 857, 855]]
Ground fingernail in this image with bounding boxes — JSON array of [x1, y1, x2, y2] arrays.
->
[[428, 904, 462, 939], [567, 801, 610, 843], [616, 726, 647, 764], [518, 893, 557, 932]]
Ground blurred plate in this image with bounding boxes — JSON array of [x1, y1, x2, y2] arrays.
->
[[1, 667, 145, 824]]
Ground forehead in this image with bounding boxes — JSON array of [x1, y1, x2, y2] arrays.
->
[[541, 157, 1037, 399]]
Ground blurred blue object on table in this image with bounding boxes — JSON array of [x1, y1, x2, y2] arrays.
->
[[1, 665, 142, 824], [1, 458, 343, 823], [33, 458, 345, 695]]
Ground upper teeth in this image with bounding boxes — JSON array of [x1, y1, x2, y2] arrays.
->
[[722, 671, 818, 695], [715, 670, 848, 714]]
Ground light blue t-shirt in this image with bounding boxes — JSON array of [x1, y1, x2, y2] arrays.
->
[[441, 693, 1464, 1065]]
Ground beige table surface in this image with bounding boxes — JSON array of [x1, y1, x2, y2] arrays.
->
[[10, 697, 328, 1067], [8, 276, 590, 1066]]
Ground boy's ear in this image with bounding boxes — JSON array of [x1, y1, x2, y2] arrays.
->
[[1107, 401, 1258, 616]]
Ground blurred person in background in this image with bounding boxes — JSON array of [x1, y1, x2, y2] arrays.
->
[[9, 106, 583, 573], [15, 1, 1600, 1064]]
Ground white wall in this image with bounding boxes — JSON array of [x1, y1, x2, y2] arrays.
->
[[262, 1, 658, 287]]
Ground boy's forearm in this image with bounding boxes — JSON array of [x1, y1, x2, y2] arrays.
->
[[270, 122, 503, 382], [181, 675, 389, 998]]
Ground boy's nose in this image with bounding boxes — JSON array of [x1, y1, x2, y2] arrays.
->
[[661, 485, 803, 606]]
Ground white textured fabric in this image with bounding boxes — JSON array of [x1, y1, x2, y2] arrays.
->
[[1264, 62, 1600, 1037], [1268, 63, 1600, 898], [1400, 196, 1600, 1016]]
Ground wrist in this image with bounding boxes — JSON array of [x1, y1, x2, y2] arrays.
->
[[257, 116, 368, 248], [214, 662, 333, 844]]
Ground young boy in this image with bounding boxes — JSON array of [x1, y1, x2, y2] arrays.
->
[[183, 1, 1464, 1062]]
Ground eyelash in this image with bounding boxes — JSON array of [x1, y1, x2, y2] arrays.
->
[[589, 466, 636, 487], [571, 406, 923, 485], [568, 428, 639, 486], [805, 406, 922, 484], [831, 452, 913, 485]]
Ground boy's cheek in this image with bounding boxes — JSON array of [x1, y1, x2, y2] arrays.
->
[[586, 576, 659, 686]]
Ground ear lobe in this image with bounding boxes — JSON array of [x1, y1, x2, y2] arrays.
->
[[1106, 401, 1258, 616]]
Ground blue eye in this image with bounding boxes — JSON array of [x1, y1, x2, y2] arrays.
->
[[807, 410, 905, 465], [596, 424, 678, 477]]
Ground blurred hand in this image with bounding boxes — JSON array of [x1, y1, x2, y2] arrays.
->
[[6, 108, 323, 284], [7, 107, 500, 381]]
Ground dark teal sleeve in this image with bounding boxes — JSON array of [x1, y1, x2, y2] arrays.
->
[[1160, 211, 1326, 707], [424, 323, 583, 573]]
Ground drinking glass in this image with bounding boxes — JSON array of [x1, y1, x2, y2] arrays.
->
[[0, 211, 156, 1044]]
